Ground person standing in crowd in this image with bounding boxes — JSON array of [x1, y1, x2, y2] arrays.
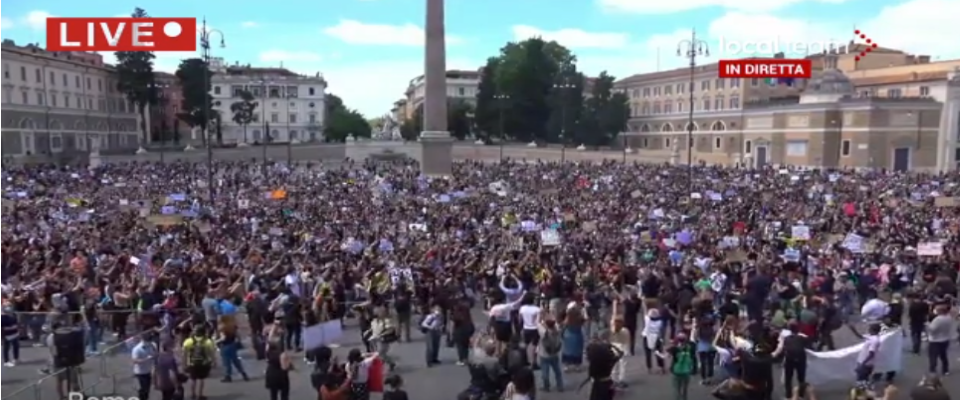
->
[[346, 348, 379, 400], [908, 292, 930, 355], [382, 374, 409, 400], [132, 332, 158, 400], [320, 364, 351, 400], [926, 304, 953, 375], [585, 336, 622, 400], [368, 306, 398, 371], [642, 307, 665, 373], [692, 316, 718, 385], [154, 340, 182, 400], [773, 321, 810, 399], [850, 323, 884, 387], [182, 326, 216, 400], [489, 289, 526, 355], [421, 303, 444, 367], [538, 315, 564, 392], [620, 290, 642, 356], [2, 304, 19, 366], [609, 300, 630, 388], [265, 336, 293, 400], [519, 294, 542, 370], [449, 299, 475, 366], [393, 286, 414, 343], [657, 332, 695, 400], [561, 293, 587, 372], [500, 274, 525, 337], [216, 323, 249, 382]]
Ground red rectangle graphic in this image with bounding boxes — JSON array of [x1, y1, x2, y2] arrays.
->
[[46, 17, 197, 52], [718, 59, 812, 79]]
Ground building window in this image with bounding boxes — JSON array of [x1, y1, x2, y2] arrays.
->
[[98, 79, 102, 91], [51, 134, 63, 151], [75, 76, 81, 88], [729, 96, 740, 109], [664, 103, 673, 113], [714, 137, 721, 149], [664, 139, 671, 148], [64, 96, 70, 108], [49, 71, 55, 85], [702, 98, 711, 110], [642, 138, 648, 148], [653, 103, 661, 114], [841, 140, 851, 157], [2, 64, 9, 79], [887, 88, 902, 98], [677, 84, 685, 94], [716, 79, 724, 89], [77, 96, 83, 109], [62, 74, 67, 86], [664, 86, 672, 95], [919, 86, 930, 96], [20, 66, 27, 81], [745, 140, 752, 154], [290, 130, 298, 140], [289, 113, 297, 123], [271, 113, 279, 123], [286, 86, 298, 97], [51, 95, 57, 107], [751, 78, 759, 86], [701, 81, 710, 91], [677, 101, 684, 113], [35, 68, 41, 83], [231, 85, 244, 97], [21, 91, 28, 104], [86, 77, 92, 89], [715, 97, 724, 111], [36, 93, 44, 105], [730, 79, 741, 88], [309, 113, 317, 123], [786, 140, 807, 156]]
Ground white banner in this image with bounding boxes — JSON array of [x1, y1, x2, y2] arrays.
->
[[803, 329, 903, 385]]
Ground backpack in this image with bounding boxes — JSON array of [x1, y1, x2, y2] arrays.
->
[[541, 329, 562, 355], [188, 337, 211, 365], [672, 347, 693, 375]]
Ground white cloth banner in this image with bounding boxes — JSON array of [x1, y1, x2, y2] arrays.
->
[[803, 329, 903, 385]]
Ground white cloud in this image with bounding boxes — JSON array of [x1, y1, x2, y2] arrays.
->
[[98, 51, 198, 72], [1, 17, 13, 30], [512, 25, 629, 49], [598, 0, 848, 14], [241, 21, 259, 28], [858, 0, 959, 59], [259, 50, 322, 63], [23, 10, 53, 30], [323, 19, 462, 46]]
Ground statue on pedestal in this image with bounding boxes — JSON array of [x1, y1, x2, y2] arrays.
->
[[347, 134, 357, 142], [669, 141, 680, 165]]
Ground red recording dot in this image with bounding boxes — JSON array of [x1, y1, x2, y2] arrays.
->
[[866, 47, 873, 52], [855, 56, 861, 61], [860, 34, 866, 39], [854, 30, 860, 34], [866, 39, 872, 44], [873, 43, 878, 48]]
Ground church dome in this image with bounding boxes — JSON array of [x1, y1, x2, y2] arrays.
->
[[805, 69, 853, 94]]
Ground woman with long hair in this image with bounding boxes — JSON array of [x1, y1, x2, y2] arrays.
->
[[561, 294, 586, 372], [264, 336, 293, 400]]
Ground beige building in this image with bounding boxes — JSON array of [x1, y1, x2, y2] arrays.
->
[[1, 40, 139, 158], [616, 48, 960, 171], [402, 69, 480, 120]]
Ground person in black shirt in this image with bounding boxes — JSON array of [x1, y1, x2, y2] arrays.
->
[[621, 292, 642, 356], [584, 339, 622, 400], [773, 322, 808, 399], [2, 306, 19, 366], [907, 292, 929, 355], [739, 347, 775, 400]]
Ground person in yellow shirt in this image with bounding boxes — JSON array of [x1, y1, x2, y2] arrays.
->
[[182, 326, 217, 400]]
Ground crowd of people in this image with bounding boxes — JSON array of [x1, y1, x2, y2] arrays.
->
[[1, 158, 958, 400]]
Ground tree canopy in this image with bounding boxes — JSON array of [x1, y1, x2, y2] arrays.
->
[[324, 94, 371, 142], [175, 58, 218, 145], [114, 7, 156, 146], [229, 90, 258, 143], [471, 38, 629, 146]]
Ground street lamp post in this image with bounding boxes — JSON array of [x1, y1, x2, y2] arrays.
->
[[199, 18, 225, 204], [252, 78, 274, 175], [149, 81, 169, 163], [677, 30, 708, 193], [494, 94, 509, 161], [555, 77, 576, 162]]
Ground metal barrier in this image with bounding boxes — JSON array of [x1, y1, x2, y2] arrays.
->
[[1, 331, 149, 400]]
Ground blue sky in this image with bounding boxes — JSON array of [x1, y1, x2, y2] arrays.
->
[[2, 0, 956, 117]]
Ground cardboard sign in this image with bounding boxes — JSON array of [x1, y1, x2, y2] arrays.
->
[[146, 215, 183, 226], [582, 221, 598, 232], [934, 197, 957, 207]]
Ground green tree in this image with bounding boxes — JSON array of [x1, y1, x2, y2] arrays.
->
[[323, 94, 371, 142], [581, 72, 630, 146], [447, 100, 474, 140], [114, 7, 156, 147], [495, 38, 575, 143], [400, 104, 423, 141], [175, 58, 217, 145], [229, 90, 258, 143], [473, 57, 500, 140]]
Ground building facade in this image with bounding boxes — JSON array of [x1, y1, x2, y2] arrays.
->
[[207, 63, 327, 144], [1, 40, 139, 157], [147, 71, 187, 145], [403, 70, 480, 120]]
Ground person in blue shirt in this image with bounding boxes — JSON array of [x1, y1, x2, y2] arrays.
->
[[131, 333, 158, 400], [2, 306, 19, 366]]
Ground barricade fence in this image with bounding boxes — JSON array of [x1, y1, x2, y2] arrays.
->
[[1, 330, 150, 400]]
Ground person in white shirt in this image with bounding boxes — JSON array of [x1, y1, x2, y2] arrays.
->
[[518, 296, 542, 369], [860, 297, 890, 323], [488, 290, 527, 355], [641, 308, 665, 373], [609, 300, 631, 387]]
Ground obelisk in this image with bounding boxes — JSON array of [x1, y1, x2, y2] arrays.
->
[[418, 0, 453, 175]]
